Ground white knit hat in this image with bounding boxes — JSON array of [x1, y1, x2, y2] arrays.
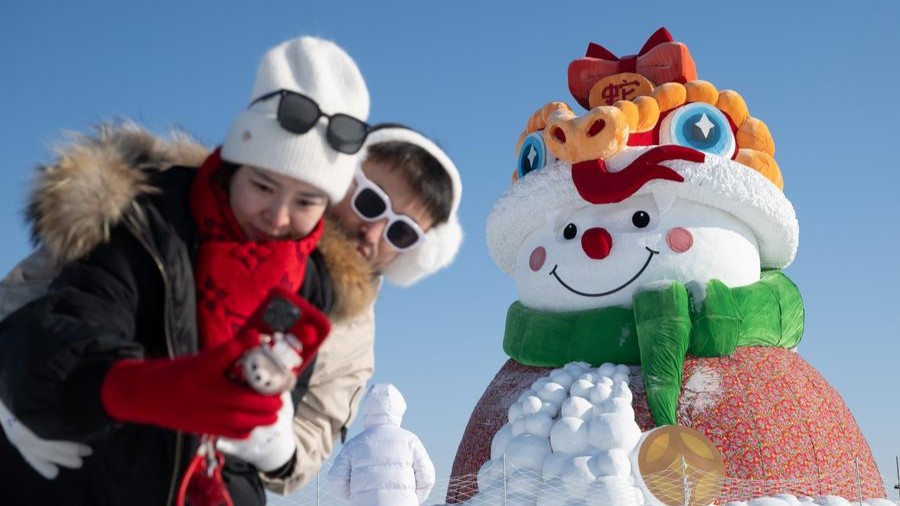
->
[[222, 36, 370, 203], [362, 126, 464, 287]]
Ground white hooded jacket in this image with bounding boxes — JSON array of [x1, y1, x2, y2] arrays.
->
[[327, 384, 435, 506]]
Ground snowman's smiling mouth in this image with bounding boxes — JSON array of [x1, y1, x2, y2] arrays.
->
[[549, 247, 659, 297]]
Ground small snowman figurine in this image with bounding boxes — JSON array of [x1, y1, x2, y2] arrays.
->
[[448, 28, 884, 504]]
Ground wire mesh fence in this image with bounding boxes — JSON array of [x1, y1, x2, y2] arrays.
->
[[266, 458, 900, 506]]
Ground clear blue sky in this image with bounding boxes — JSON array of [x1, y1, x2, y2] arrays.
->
[[2, 0, 899, 497]]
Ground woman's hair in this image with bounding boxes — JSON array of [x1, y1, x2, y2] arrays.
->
[[213, 160, 242, 192], [365, 141, 453, 226]]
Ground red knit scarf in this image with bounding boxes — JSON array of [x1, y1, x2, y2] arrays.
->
[[189, 150, 323, 350]]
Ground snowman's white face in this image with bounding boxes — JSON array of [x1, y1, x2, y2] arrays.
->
[[514, 194, 761, 312]]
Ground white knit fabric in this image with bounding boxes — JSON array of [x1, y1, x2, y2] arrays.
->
[[222, 36, 370, 203]]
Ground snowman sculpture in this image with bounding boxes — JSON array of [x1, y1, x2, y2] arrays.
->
[[448, 28, 884, 504]]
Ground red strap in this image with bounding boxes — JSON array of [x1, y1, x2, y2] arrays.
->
[[177, 437, 234, 506]]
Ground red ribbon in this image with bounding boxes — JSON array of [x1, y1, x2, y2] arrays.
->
[[568, 27, 698, 110]]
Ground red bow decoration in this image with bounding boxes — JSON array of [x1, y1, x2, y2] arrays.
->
[[568, 27, 698, 110]]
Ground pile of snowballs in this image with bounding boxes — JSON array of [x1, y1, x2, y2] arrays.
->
[[472, 361, 646, 506]]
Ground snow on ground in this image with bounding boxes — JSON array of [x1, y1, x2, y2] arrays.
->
[[455, 361, 895, 506]]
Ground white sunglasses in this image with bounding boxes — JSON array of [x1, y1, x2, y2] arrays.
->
[[350, 171, 426, 251]]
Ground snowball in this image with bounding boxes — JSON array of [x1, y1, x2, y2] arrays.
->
[[597, 376, 614, 387], [812, 497, 853, 506], [536, 382, 568, 406], [560, 455, 596, 485], [588, 412, 641, 451], [549, 369, 574, 389], [564, 361, 591, 377], [511, 417, 527, 437], [589, 383, 613, 404], [724, 502, 750, 506], [508, 401, 523, 423], [561, 396, 595, 420], [615, 364, 631, 377], [518, 390, 535, 403], [773, 494, 801, 505], [522, 395, 543, 416], [531, 377, 550, 391], [490, 424, 514, 459], [612, 372, 630, 384], [594, 395, 634, 417], [524, 412, 554, 438], [505, 433, 551, 471], [549, 417, 590, 454], [570, 378, 594, 398], [612, 380, 634, 403], [748, 498, 791, 506], [507, 469, 540, 497], [540, 400, 560, 418], [589, 449, 631, 478], [579, 371, 600, 383], [597, 363, 617, 378], [541, 452, 569, 478], [476, 458, 503, 491]]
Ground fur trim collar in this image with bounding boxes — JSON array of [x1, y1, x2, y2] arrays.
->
[[27, 122, 207, 263], [26, 122, 375, 321], [319, 217, 376, 321]]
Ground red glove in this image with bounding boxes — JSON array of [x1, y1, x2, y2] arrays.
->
[[100, 332, 281, 439]]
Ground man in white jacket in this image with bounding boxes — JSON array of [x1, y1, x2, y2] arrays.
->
[[327, 383, 435, 506]]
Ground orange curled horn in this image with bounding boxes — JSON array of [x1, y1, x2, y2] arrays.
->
[[568, 27, 698, 110], [514, 102, 572, 157]]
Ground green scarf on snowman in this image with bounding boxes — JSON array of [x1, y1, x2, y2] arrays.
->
[[502, 269, 804, 426]]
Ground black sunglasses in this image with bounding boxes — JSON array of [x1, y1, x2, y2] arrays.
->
[[250, 89, 371, 154]]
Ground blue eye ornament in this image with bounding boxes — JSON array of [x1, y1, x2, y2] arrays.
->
[[659, 102, 736, 158], [516, 132, 558, 179]]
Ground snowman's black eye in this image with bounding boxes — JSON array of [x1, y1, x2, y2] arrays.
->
[[563, 223, 578, 240], [632, 211, 650, 228]]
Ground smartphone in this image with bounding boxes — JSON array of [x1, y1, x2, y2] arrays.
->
[[234, 287, 331, 395]]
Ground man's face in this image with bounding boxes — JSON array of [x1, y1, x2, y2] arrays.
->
[[330, 158, 435, 273]]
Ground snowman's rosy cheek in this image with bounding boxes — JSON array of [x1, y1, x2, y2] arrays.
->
[[666, 227, 693, 253], [529, 246, 546, 271]]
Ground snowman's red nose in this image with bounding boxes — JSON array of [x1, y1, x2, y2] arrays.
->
[[581, 227, 613, 259]]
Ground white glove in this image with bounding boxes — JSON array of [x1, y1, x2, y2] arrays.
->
[[217, 391, 296, 472], [0, 397, 93, 479]]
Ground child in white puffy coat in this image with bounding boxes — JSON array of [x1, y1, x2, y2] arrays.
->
[[327, 383, 435, 505]]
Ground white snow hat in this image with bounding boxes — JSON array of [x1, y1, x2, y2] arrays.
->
[[364, 125, 464, 287], [486, 146, 798, 275], [222, 36, 370, 203], [363, 383, 407, 428]]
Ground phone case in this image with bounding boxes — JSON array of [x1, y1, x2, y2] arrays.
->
[[234, 287, 331, 395]]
